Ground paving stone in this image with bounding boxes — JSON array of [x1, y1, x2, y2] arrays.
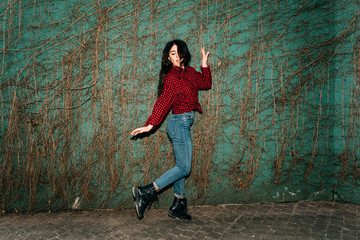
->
[[0, 201, 359, 239]]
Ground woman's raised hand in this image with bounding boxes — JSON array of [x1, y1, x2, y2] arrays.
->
[[201, 48, 210, 68]]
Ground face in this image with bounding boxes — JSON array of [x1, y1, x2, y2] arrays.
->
[[168, 44, 182, 67]]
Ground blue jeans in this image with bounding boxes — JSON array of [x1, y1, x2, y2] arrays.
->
[[154, 111, 195, 196]]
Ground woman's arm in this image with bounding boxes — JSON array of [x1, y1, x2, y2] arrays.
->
[[191, 47, 212, 90], [130, 74, 177, 136]]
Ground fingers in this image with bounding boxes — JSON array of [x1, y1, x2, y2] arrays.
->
[[201, 47, 210, 68], [130, 128, 143, 136], [130, 129, 139, 136], [130, 125, 153, 136], [201, 48, 209, 54], [201, 48, 208, 58], [201, 48, 210, 59], [204, 52, 210, 60]]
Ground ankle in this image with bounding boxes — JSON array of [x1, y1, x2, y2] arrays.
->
[[174, 193, 184, 199], [153, 182, 160, 192]]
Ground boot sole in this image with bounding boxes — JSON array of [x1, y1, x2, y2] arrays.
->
[[132, 187, 143, 220]]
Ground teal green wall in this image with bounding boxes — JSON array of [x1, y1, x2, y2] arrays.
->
[[0, 0, 359, 212], [331, 1, 360, 202]]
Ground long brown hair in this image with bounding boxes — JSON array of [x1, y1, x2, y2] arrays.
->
[[158, 39, 191, 97]]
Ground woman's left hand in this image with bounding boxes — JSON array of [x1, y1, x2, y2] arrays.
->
[[201, 48, 210, 68]]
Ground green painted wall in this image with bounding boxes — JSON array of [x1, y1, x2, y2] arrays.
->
[[0, 0, 359, 212]]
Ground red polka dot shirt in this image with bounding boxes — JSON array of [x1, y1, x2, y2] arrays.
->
[[145, 65, 212, 128]]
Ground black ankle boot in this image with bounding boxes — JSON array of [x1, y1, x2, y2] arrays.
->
[[168, 196, 191, 221], [132, 183, 158, 220]]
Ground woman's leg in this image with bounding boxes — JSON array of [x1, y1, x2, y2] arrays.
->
[[154, 112, 194, 194]]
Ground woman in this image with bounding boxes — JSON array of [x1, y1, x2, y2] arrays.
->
[[130, 39, 212, 220]]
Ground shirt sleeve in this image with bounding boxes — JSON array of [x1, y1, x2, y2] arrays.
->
[[145, 75, 177, 127], [191, 66, 212, 90]]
